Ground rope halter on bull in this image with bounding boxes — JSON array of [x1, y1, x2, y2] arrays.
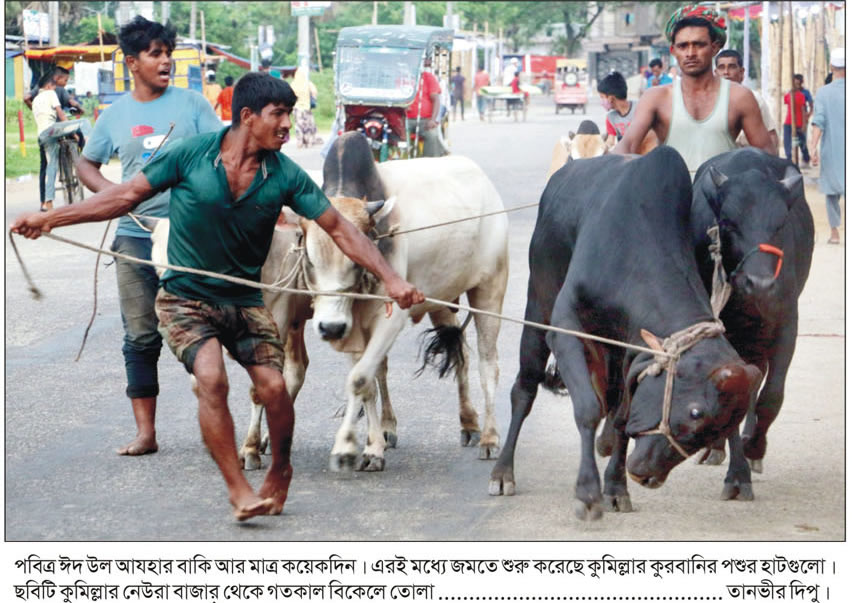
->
[[635, 319, 726, 459]]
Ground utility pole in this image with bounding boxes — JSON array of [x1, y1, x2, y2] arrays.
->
[[161, 1, 170, 23], [372, 1, 378, 25], [298, 16, 310, 74], [190, 1, 197, 40], [761, 1, 770, 97], [743, 3, 750, 83], [403, 2, 414, 26], [48, 1, 60, 46]]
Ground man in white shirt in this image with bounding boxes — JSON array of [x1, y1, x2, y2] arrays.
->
[[31, 74, 92, 211], [715, 49, 779, 153]]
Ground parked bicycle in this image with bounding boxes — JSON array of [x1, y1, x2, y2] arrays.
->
[[51, 120, 86, 205]]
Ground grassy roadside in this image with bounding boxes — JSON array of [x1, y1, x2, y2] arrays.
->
[[5, 98, 41, 179]]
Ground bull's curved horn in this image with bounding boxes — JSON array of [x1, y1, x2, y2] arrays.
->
[[365, 200, 386, 216], [780, 165, 803, 194], [712, 363, 763, 394], [709, 165, 728, 189]]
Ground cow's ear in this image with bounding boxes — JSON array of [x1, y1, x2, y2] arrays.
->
[[700, 166, 727, 219], [601, 132, 609, 143], [779, 165, 803, 203]]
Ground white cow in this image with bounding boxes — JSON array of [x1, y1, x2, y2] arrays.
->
[[305, 143, 509, 471]]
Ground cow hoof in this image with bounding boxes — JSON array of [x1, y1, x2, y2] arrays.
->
[[488, 478, 515, 496], [721, 481, 754, 501], [384, 431, 398, 449], [749, 458, 763, 474], [241, 452, 263, 471], [573, 499, 603, 521], [329, 454, 357, 472], [602, 494, 633, 513], [478, 444, 500, 460], [461, 430, 481, 447], [695, 448, 726, 465], [358, 455, 385, 472]]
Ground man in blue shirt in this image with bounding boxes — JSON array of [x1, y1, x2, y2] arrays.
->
[[76, 16, 221, 458], [13, 72, 424, 521], [646, 58, 673, 88]]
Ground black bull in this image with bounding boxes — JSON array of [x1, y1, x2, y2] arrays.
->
[[690, 148, 814, 499], [489, 146, 762, 521]]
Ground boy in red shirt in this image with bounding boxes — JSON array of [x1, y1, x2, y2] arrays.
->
[[783, 74, 812, 166]]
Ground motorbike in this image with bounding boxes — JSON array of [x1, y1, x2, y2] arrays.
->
[[333, 25, 453, 161]]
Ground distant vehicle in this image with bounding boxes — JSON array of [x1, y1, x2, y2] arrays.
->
[[334, 25, 453, 161], [553, 58, 588, 115]]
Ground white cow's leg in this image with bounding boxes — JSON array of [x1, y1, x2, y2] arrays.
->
[[468, 283, 506, 460], [329, 309, 408, 472], [377, 356, 397, 448], [240, 393, 265, 471]]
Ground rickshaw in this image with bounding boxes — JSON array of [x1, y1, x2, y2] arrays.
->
[[553, 57, 588, 114], [334, 25, 453, 161]]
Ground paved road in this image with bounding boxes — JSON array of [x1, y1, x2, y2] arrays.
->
[[4, 95, 844, 541]]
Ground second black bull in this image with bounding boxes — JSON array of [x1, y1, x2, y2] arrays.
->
[[489, 146, 762, 521], [690, 148, 815, 499]]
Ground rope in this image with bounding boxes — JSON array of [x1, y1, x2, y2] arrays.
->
[[707, 224, 732, 318], [11, 230, 671, 360], [374, 202, 540, 240], [636, 320, 726, 458]]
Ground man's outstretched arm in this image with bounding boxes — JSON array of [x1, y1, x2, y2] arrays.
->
[[11, 172, 155, 239]]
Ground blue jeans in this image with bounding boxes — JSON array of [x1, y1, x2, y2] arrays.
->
[[38, 118, 93, 202], [111, 235, 162, 399], [783, 124, 810, 164]]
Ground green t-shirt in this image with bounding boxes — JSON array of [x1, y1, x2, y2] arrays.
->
[[142, 127, 330, 306]]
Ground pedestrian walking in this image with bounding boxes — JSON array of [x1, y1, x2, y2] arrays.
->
[[810, 49, 845, 245]]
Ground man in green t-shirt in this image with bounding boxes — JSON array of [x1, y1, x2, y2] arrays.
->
[[12, 73, 425, 522]]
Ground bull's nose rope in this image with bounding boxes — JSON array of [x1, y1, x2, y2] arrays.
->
[[11, 230, 673, 361], [635, 320, 726, 459]]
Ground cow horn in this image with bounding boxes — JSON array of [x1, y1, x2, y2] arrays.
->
[[568, 131, 576, 140], [709, 166, 728, 189], [780, 165, 803, 195], [365, 200, 386, 216], [712, 363, 763, 394], [639, 329, 664, 352]]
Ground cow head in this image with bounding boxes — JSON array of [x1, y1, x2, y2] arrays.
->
[[567, 120, 608, 159], [302, 196, 395, 342], [699, 163, 802, 316], [621, 334, 762, 487]]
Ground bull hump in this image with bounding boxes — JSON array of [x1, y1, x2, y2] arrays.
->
[[322, 132, 387, 200]]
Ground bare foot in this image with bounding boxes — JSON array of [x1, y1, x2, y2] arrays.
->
[[231, 495, 277, 521], [116, 434, 158, 456], [258, 464, 294, 515]]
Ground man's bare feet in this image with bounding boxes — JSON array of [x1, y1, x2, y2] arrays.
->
[[116, 434, 158, 456], [231, 494, 277, 521], [259, 464, 294, 515]]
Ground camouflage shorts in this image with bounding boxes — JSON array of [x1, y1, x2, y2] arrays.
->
[[155, 288, 284, 374]]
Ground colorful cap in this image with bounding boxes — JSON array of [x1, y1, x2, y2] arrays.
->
[[665, 5, 727, 47]]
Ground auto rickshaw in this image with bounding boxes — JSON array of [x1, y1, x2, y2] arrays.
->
[[334, 25, 453, 161], [553, 57, 588, 114]]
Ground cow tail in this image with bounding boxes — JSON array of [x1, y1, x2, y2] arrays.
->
[[541, 356, 569, 396], [415, 313, 474, 379]]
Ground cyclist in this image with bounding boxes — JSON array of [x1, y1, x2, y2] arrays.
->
[[25, 65, 87, 210], [31, 73, 92, 211]]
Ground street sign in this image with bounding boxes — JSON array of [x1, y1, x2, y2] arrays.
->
[[291, 1, 331, 17]]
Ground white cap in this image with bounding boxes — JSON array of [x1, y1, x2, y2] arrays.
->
[[830, 48, 844, 68], [206, 69, 216, 78]]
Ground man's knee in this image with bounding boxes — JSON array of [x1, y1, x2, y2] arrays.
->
[[252, 370, 287, 405]]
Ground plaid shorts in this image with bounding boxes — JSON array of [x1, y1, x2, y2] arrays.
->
[[155, 288, 284, 374]]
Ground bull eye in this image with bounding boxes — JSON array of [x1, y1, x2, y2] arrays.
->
[[689, 407, 704, 420]]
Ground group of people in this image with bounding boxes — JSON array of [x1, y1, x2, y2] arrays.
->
[[599, 5, 843, 243], [9, 5, 845, 521]]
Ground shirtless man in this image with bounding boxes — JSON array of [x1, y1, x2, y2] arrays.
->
[[614, 5, 773, 175], [12, 73, 425, 521]]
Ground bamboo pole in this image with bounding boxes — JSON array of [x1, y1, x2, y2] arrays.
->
[[97, 13, 105, 63], [201, 10, 207, 68], [314, 24, 323, 72], [788, 1, 798, 165]]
